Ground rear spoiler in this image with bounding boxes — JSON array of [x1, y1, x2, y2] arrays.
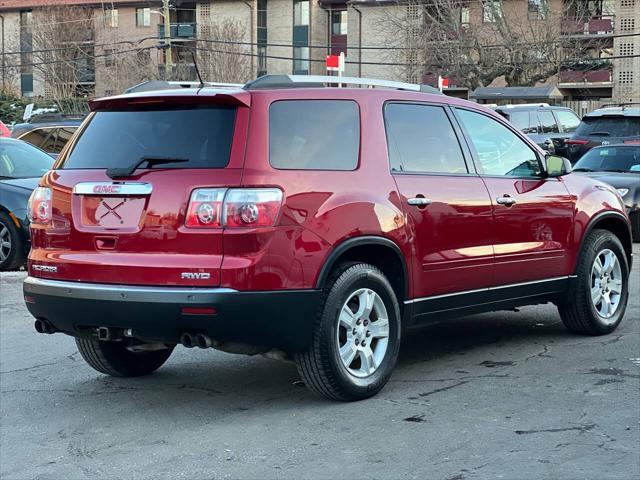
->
[[89, 90, 251, 111]]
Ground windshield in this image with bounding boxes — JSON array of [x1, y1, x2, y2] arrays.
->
[[574, 147, 640, 173], [575, 117, 640, 137], [60, 106, 236, 170], [0, 140, 54, 178]]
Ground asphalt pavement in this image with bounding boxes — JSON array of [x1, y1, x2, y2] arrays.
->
[[1, 245, 639, 480]]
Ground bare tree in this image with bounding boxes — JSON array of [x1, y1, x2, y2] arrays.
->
[[378, 0, 612, 89], [197, 18, 251, 83], [98, 47, 159, 95], [30, 6, 94, 113]]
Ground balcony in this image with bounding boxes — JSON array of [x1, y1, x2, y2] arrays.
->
[[158, 23, 197, 41], [558, 67, 613, 88], [561, 16, 614, 37]]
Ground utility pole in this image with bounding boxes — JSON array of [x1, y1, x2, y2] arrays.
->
[[162, 0, 173, 79]]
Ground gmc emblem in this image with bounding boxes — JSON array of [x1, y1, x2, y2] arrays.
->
[[93, 185, 122, 194], [181, 272, 211, 280]]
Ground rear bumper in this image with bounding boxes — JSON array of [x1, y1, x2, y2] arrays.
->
[[23, 277, 322, 352]]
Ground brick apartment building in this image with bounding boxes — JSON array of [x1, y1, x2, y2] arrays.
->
[[0, 0, 637, 103]]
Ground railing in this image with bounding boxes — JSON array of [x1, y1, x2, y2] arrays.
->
[[158, 23, 197, 40], [559, 68, 613, 85], [561, 15, 614, 36]]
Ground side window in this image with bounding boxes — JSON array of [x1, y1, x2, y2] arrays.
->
[[384, 103, 467, 174], [19, 128, 51, 149], [525, 112, 540, 134], [456, 108, 543, 177], [554, 110, 581, 133], [537, 110, 560, 133], [52, 127, 76, 154], [269, 100, 359, 170], [506, 111, 529, 132]]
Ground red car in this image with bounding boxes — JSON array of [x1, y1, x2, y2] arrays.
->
[[23, 76, 633, 401], [0, 120, 11, 137]]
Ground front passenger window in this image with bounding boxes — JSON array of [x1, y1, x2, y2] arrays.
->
[[456, 109, 542, 177]]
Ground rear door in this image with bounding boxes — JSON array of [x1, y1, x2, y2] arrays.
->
[[30, 102, 248, 286], [537, 109, 560, 152], [385, 102, 494, 309], [454, 107, 575, 286]]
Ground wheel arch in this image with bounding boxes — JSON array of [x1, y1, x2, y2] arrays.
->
[[578, 211, 633, 271], [315, 236, 409, 302]]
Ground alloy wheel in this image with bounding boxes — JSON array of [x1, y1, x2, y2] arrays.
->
[[0, 221, 11, 263], [590, 248, 623, 322], [336, 288, 390, 378]]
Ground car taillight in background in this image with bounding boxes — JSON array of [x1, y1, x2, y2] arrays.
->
[[623, 139, 640, 145], [27, 187, 52, 225], [185, 188, 283, 229], [565, 139, 590, 145]]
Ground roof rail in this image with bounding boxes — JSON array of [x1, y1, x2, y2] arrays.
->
[[500, 103, 551, 108], [123, 80, 243, 94], [243, 75, 441, 94], [600, 102, 640, 109]]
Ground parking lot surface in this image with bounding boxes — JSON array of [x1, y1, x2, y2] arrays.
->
[[1, 245, 639, 480]]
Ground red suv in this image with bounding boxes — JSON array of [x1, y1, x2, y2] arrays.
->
[[24, 76, 633, 401]]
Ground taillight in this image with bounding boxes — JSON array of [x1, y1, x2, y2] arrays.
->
[[185, 188, 283, 229], [27, 187, 52, 225], [224, 188, 283, 227], [565, 139, 589, 145], [623, 139, 640, 145], [185, 188, 226, 228]]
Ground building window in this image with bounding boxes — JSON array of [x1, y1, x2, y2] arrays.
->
[[257, 0, 267, 76], [460, 6, 470, 26], [293, 0, 309, 26], [527, 0, 548, 20], [332, 10, 347, 35], [293, 46, 309, 74], [482, 0, 503, 23], [104, 49, 115, 67], [136, 8, 151, 27], [293, 0, 309, 74], [105, 8, 118, 28], [620, 17, 635, 32]]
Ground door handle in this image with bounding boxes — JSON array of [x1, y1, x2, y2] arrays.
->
[[496, 195, 517, 206], [408, 197, 432, 207]]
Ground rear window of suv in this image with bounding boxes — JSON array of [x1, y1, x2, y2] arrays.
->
[[575, 117, 640, 137], [269, 100, 360, 170], [60, 106, 236, 169]]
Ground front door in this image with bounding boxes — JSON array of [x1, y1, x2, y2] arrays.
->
[[454, 107, 575, 287], [384, 102, 495, 309]]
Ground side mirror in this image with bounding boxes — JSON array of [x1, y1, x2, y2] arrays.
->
[[544, 154, 572, 177]]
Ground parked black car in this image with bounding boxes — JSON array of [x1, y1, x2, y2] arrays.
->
[[11, 113, 84, 156], [572, 144, 640, 241], [0, 138, 55, 270], [565, 106, 640, 163], [494, 104, 581, 157]]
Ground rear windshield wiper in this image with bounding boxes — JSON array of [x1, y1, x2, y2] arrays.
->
[[588, 131, 610, 136], [106, 157, 189, 179]]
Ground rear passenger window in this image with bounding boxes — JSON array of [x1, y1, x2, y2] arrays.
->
[[554, 110, 581, 133], [384, 103, 467, 174], [269, 100, 359, 170], [537, 111, 560, 133]]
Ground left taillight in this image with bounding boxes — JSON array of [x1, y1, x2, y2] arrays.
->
[[27, 187, 52, 225]]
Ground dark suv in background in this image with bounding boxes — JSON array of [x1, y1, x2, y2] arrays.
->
[[565, 106, 640, 162], [23, 76, 633, 401], [11, 113, 84, 157], [494, 104, 581, 157]]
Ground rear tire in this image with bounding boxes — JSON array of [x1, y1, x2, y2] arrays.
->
[[0, 212, 24, 271], [76, 338, 174, 377], [558, 229, 629, 335], [295, 263, 401, 401]]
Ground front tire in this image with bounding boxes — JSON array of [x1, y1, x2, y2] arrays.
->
[[76, 338, 174, 377], [295, 263, 401, 401], [558, 229, 630, 335]]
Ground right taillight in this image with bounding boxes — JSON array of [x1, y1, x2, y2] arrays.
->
[[565, 139, 589, 145], [27, 187, 52, 225], [185, 188, 283, 229]]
